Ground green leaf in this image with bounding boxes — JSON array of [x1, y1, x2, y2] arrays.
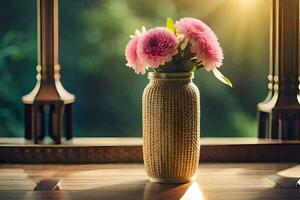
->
[[180, 40, 188, 50], [212, 68, 233, 87], [166, 17, 175, 34]]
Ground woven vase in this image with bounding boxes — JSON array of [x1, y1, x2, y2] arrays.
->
[[142, 72, 200, 184]]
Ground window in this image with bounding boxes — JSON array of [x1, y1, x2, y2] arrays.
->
[[0, 0, 270, 138]]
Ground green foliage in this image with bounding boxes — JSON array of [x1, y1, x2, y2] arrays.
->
[[0, 32, 35, 136]]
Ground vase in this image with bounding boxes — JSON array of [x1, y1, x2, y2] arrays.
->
[[142, 72, 200, 184]]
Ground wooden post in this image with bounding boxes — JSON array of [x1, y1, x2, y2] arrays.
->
[[257, 0, 277, 138], [257, 0, 300, 140], [22, 0, 75, 144]]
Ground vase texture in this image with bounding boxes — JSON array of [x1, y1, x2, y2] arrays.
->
[[142, 72, 200, 184]]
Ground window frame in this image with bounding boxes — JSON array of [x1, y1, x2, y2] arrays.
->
[[1, 137, 300, 163]]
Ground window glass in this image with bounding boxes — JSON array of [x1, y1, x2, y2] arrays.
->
[[0, 0, 270, 137]]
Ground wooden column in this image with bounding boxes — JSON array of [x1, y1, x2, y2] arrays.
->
[[257, 0, 300, 140], [257, 0, 277, 138], [22, 0, 75, 144]]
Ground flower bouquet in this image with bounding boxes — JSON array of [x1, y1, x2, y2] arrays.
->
[[125, 17, 231, 183], [125, 17, 232, 87]]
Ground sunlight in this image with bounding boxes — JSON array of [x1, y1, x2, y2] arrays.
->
[[60, 169, 146, 190], [238, 0, 258, 8], [210, 0, 268, 57], [235, 0, 260, 20], [278, 165, 300, 178], [180, 182, 205, 200]]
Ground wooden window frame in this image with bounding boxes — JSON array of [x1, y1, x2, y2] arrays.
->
[[1, 137, 300, 163]]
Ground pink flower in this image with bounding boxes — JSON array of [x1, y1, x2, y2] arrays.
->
[[175, 17, 223, 71], [137, 27, 178, 68], [125, 35, 148, 74]]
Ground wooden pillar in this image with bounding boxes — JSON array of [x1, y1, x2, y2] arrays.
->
[[22, 0, 75, 144], [257, 0, 277, 138], [257, 0, 300, 140]]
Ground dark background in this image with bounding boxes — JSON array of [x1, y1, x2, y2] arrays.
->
[[0, 0, 270, 137]]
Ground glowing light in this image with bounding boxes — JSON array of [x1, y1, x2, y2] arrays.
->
[[278, 165, 300, 178], [238, 0, 258, 8], [180, 182, 205, 200], [60, 169, 146, 190]]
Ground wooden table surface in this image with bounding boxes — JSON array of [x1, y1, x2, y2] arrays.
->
[[1, 163, 300, 200]]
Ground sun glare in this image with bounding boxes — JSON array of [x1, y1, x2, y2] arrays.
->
[[238, 0, 258, 8], [180, 182, 205, 200]]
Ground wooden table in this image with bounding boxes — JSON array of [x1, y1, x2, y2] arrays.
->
[[1, 163, 300, 200]]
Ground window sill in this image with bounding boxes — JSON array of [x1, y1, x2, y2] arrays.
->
[[0, 137, 299, 163]]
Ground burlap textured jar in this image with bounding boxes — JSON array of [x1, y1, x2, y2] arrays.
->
[[142, 72, 200, 184]]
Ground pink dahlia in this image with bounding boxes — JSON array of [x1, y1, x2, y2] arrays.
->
[[137, 27, 178, 68], [175, 17, 223, 71], [125, 35, 147, 74]]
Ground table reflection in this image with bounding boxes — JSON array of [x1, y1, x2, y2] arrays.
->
[[0, 165, 206, 200], [144, 181, 204, 200]]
